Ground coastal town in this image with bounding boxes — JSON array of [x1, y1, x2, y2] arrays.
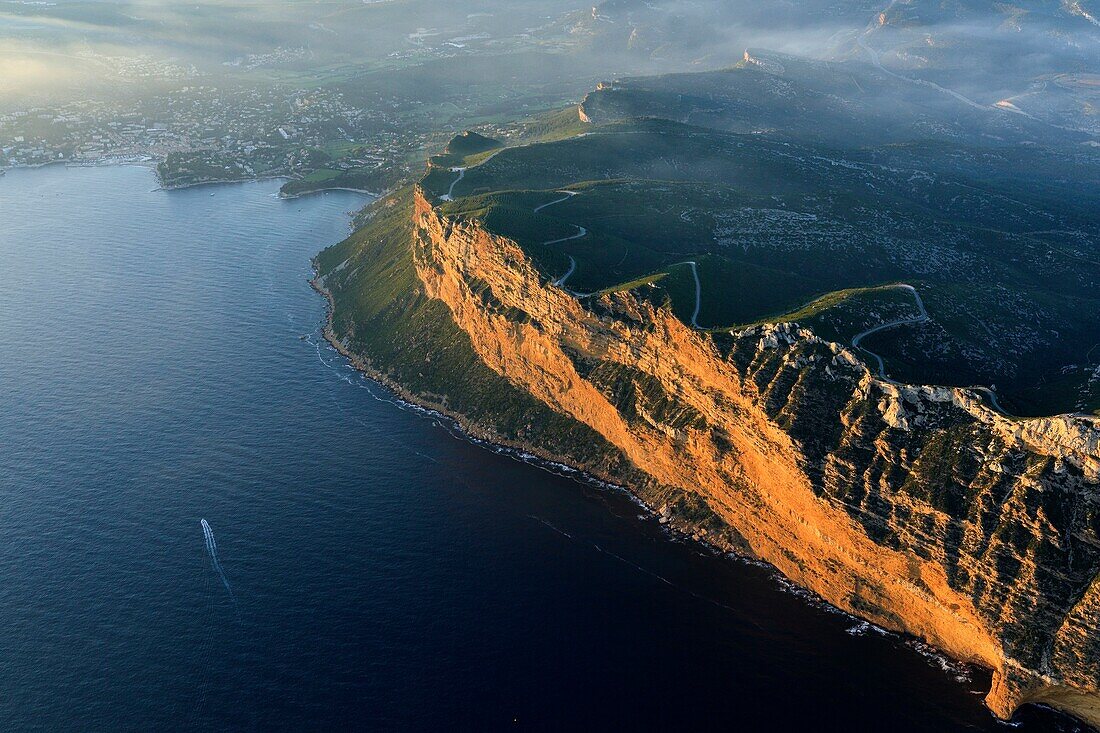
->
[[0, 81, 440, 194], [0, 1, 601, 195]]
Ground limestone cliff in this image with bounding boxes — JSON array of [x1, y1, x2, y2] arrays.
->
[[404, 187, 1100, 726]]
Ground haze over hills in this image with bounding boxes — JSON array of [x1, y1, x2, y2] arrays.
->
[[836, 0, 1100, 133], [566, 0, 870, 61], [3, 0, 1098, 190], [573, 0, 1100, 134], [5, 0, 1100, 729]]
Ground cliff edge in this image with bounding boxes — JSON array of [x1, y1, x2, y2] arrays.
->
[[401, 186, 1100, 725]]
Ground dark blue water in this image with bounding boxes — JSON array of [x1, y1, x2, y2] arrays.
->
[[0, 164, 1087, 732]]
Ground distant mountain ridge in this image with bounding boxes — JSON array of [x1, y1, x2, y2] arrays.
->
[[567, 0, 1100, 134]]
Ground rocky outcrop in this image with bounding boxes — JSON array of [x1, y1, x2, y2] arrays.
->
[[408, 187, 1100, 726]]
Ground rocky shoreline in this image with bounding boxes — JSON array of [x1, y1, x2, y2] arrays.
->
[[154, 173, 288, 192], [308, 269, 658, 513], [308, 175, 1100, 727], [405, 187, 1100, 725], [1, 155, 394, 203], [308, 265, 770, 555], [281, 185, 383, 201], [309, 261, 1100, 733]]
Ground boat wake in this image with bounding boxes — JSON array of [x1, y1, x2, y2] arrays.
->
[[201, 519, 238, 616]]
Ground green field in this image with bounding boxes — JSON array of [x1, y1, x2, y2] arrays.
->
[[418, 84, 1100, 417]]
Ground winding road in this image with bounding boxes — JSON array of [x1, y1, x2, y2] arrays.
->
[[849, 284, 1012, 415], [684, 261, 702, 328], [533, 190, 578, 213], [438, 147, 507, 202], [520, 186, 1013, 414], [535, 189, 706, 321], [851, 284, 929, 376], [553, 256, 577, 287], [436, 145, 1020, 415], [543, 225, 588, 246], [535, 190, 592, 293], [439, 167, 465, 202]]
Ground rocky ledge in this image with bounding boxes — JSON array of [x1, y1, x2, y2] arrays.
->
[[407, 186, 1100, 726]]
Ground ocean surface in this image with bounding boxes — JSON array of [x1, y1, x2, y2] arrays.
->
[[0, 164, 1088, 732]]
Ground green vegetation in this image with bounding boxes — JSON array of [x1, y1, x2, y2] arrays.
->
[[421, 78, 1100, 416], [302, 168, 342, 183], [598, 273, 669, 295], [445, 131, 501, 158], [511, 106, 590, 143], [314, 190, 638, 473], [429, 131, 504, 171], [725, 285, 923, 341], [280, 169, 383, 198]]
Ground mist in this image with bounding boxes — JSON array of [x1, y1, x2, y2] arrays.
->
[[4, 0, 1097, 111]]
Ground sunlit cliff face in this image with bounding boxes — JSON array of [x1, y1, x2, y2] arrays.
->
[[404, 186, 1100, 727]]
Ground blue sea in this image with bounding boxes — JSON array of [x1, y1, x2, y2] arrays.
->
[[0, 164, 1087, 731]]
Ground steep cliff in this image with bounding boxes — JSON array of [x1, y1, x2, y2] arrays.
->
[[402, 187, 1100, 726]]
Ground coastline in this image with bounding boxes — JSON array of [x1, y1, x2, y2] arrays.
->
[[159, 176, 388, 199], [2, 152, 397, 203], [154, 173, 289, 192], [10, 158, 1083, 727], [308, 269, 659, 517], [0, 156, 287, 193], [307, 265, 1044, 719], [309, 187, 1100, 728], [4, 142, 1088, 732], [2, 156, 157, 175], [280, 185, 384, 200]]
